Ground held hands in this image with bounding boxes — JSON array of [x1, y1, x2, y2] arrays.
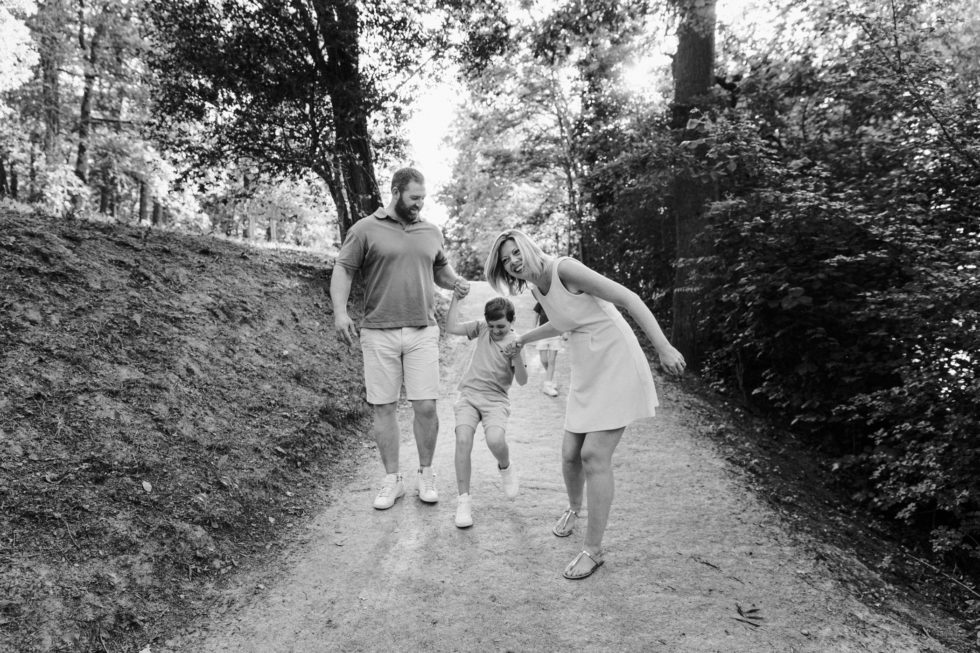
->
[[334, 313, 357, 346], [453, 278, 471, 300], [503, 337, 524, 359], [658, 346, 686, 376]]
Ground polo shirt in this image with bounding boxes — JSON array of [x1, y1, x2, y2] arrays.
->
[[335, 208, 449, 328]]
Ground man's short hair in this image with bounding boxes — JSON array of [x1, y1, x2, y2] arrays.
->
[[391, 167, 425, 194], [484, 297, 515, 323]]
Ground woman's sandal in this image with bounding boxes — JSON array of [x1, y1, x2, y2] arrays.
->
[[563, 550, 604, 580], [552, 508, 578, 537]]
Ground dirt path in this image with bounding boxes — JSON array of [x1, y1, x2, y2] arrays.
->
[[167, 283, 966, 652]]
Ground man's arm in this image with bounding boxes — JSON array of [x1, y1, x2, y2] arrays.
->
[[330, 264, 357, 346], [434, 263, 470, 299]]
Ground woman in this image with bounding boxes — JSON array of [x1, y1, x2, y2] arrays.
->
[[485, 230, 686, 579]]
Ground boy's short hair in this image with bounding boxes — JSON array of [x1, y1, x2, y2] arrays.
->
[[484, 297, 515, 323]]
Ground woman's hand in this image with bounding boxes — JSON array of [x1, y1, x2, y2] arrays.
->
[[658, 346, 686, 376], [503, 337, 524, 358]]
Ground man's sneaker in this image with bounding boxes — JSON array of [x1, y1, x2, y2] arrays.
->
[[373, 474, 405, 510], [499, 464, 519, 500], [417, 468, 439, 503], [454, 494, 473, 528]]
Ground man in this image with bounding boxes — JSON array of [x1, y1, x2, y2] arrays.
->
[[331, 167, 470, 510]]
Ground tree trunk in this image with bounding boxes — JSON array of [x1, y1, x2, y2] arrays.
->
[[75, 15, 107, 183], [316, 0, 382, 237], [36, 0, 69, 162], [100, 165, 114, 215], [314, 160, 354, 242], [0, 158, 8, 198], [670, 0, 717, 369], [138, 181, 150, 223], [152, 200, 162, 226]]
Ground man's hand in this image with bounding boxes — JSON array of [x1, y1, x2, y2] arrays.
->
[[453, 278, 470, 299], [334, 313, 357, 346]]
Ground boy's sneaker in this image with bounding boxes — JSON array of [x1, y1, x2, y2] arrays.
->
[[499, 464, 519, 500], [373, 474, 405, 510], [454, 494, 473, 528], [417, 467, 439, 503]]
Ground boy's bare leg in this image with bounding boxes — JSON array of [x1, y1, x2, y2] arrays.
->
[[484, 426, 510, 469], [454, 425, 476, 495]]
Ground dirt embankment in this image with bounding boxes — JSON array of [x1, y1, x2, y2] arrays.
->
[[1, 210, 372, 652]]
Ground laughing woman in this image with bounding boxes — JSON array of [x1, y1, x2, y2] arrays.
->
[[485, 229, 686, 580]]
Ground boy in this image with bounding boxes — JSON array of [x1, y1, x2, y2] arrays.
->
[[445, 289, 528, 528]]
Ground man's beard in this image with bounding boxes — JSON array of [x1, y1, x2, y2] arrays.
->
[[395, 196, 419, 221]]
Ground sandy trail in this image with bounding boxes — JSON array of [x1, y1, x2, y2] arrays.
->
[[172, 282, 963, 652]]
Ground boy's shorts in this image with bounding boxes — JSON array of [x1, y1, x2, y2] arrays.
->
[[360, 325, 440, 404], [453, 393, 510, 433]]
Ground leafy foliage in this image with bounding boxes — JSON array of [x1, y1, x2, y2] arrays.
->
[[691, 0, 980, 564]]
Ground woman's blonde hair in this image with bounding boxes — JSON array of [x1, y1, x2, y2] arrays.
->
[[483, 229, 549, 296]]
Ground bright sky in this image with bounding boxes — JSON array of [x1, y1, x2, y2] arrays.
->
[[404, 83, 459, 226], [402, 0, 776, 227]]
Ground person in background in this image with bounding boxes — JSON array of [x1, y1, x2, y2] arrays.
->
[[444, 289, 527, 528], [485, 229, 685, 579], [331, 167, 469, 510], [532, 301, 563, 397]]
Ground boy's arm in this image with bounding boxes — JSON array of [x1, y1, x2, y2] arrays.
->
[[445, 292, 468, 336]]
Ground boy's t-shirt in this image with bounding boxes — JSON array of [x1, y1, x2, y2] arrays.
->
[[456, 320, 518, 400]]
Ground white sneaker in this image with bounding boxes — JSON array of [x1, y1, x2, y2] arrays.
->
[[499, 464, 519, 500], [543, 381, 559, 397], [417, 468, 439, 503], [373, 474, 405, 510], [455, 494, 473, 528]]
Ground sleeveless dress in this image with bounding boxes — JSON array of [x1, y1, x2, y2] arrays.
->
[[531, 257, 658, 433]]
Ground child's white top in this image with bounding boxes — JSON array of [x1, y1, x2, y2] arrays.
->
[[456, 320, 518, 401]]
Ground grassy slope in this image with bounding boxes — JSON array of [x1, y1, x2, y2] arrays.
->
[[0, 209, 370, 652]]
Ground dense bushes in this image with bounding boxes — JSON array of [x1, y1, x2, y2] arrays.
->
[[690, 3, 980, 565], [579, 2, 980, 567], [701, 138, 979, 562]]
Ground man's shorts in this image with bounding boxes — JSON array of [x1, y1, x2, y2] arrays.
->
[[453, 393, 510, 433], [360, 325, 440, 404]]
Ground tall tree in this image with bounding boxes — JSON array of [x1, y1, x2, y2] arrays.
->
[[669, 0, 716, 367], [148, 0, 432, 239]]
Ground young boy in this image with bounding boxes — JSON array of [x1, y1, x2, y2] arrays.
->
[[445, 288, 528, 528]]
